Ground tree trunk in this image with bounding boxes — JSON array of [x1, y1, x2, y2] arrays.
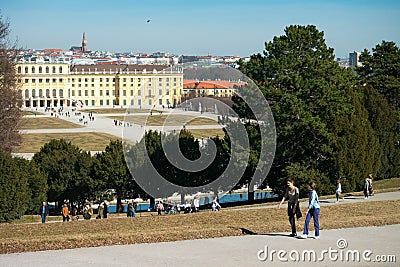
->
[[149, 196, 155, 211], [116, 195, 122, 213], [248, 190, 254, 204]]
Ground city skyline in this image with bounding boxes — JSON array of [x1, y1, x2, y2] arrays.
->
[[1, 0, 399, 57]]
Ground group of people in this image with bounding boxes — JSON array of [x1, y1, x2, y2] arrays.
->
[[39, 199, 110, 223], [279, 174, 377, 239], [363, 174, 375, 199], [155, 195, 221, 215], [278, 179, 320, 239]]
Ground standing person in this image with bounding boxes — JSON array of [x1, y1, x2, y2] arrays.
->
[[367, 173, 374, 196], [300, 181, 320, 239], [127, 200, 136, 218], [132, 201, 137, 218], [39, 202, 49, 224], [335, 180, 342, 202], [97, 202, 104, 219], [193, 195, 200, 212], [103, 201, 108, 218], [62, 204, 69, 222], [211, 196, 221, 211], [363, 177, 370, 199], [278, 178, 301, 237], [156, 201, 164, 215]]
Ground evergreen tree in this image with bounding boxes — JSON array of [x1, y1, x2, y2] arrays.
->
[[357, 41, 400, 110], [0, 152, 30, 222], [361, 85, 400, 179], [332, 87, 379, 192], [32, 139, 94, 205], [239, 25, 367, 196]]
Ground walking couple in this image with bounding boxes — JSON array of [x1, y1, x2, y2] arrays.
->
[[278, 179, 320, 239]]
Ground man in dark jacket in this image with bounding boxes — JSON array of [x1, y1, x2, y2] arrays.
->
[[39, 202, 49, 223]]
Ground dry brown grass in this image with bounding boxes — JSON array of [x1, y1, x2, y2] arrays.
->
[[0, 200, 398, 254], [20, 117, 83, 130], [109, 115, 218, 126], [18, 133, 121, 153], [185, 129, 226, 139]]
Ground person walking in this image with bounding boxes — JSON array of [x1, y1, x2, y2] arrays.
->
[[156, 201, 164, 215], [62, 204, 69, 222], [278, 178, 301, 237], [335, 180, 342, 202], [363, 177, 370, 199], [300, 181, 320, 239], [39, 202, 49, 224], [211, 196, 221, 211], [367, 173, 374, 196]]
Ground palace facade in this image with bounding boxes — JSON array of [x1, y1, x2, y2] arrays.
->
[[17, 63, 183, 108]]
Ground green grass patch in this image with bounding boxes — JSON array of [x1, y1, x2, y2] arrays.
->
[[20, 117, 83, 130], [18, 133, 120, 153], [109, 115, 218, 126], [0, 200, 399, 254]]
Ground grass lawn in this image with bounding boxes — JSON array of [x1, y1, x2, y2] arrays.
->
[[184, 129, 226, 139], [22, 110, 44, 116], [109, 115, 218, 126], [0, 200, 399, 254], [20, 117, 83, 130], [80, 108, 154, 114], [17, 133, 121, 153], [373, 178, 400, 191]]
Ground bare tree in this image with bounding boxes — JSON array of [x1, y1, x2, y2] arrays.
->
[[0, 13, 22, 154]]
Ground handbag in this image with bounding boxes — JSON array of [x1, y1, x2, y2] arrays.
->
[[295, 202, 302, 219]]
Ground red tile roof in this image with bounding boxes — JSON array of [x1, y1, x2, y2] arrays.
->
[[183, 80, 245, 89]]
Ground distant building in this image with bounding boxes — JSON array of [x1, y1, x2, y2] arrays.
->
[[82, 32, 87, 52], [349, 51, 362, 68], [16, 63, 183, 108], [70, 32, 88, 53], [182, 80, 243, 99]]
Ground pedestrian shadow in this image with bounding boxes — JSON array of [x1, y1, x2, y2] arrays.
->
[[228, 226, 291, 237]]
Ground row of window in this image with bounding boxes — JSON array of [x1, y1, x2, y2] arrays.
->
[[70, 83, 176, 88], [18, 66, 65, 74], [23, 89, 63, 98], [71, 89, 178, 97], [78, 98, 170, 107], [20, 79, 180, 87], [21, 78, 64, 83], [21, 89, 179, 98]]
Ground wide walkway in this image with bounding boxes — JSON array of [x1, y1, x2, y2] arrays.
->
[[1, 224, 398, 266], [1, 191, 399, 266]]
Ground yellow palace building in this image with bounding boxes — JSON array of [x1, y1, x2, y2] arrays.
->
[[17, 63, 183, 108]]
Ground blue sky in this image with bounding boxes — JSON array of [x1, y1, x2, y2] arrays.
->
[[1, 0, 399, 57]]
